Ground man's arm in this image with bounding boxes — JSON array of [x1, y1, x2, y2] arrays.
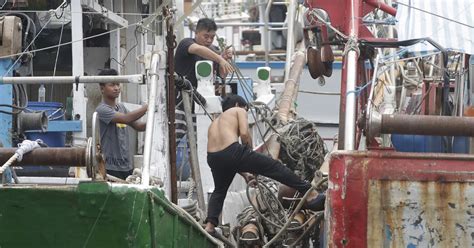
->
[[112, 104, 148, 126], [237, 108, 252, 147], [129, 121, 146, 131], [188, 43, 234, 78]]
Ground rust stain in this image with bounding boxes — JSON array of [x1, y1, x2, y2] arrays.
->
[[367, 180, 383, 247]]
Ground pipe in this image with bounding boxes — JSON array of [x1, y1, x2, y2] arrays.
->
[[344, 50, 358, 150], [181, 90, 206, 213], [141, 53, 160, 186], [284, 0, 297, 82], [0, 75, 144, 85], [0, 148, 86, 166], [342, 0, 361, 150], [378, 114, 474, 137]]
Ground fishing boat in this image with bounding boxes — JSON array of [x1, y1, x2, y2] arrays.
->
[[1, 0, 474, 247]]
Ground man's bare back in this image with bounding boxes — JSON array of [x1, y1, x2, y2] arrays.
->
[[207, 106, 252, 152]]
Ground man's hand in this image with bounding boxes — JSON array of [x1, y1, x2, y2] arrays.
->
[[219, 58, 234, 75], [221, 46, 233, 61], [240, 172, 257, 187]]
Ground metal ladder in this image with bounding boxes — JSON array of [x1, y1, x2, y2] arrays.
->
[[260, 0, 298, 81]]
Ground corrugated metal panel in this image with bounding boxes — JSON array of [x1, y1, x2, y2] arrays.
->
[[327, 151, 474, 247], [396, 0, 474, 54]]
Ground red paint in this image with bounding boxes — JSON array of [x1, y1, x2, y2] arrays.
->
[[327, 151, 474, 247]]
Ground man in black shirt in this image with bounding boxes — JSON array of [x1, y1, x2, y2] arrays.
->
[[174, 18, 234, 149], [175, 18, 233, 88]]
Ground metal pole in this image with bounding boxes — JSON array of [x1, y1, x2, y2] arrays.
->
[[284, 0, 297, 82], [166, 14, 178, 203], [344, 50, 358, 150], [0, 148, 86, 166], [0, 75, 144, 84], [181, 90, 206, 212], [263, 0, 273, 66], [342, 0, 361, 150], [378, 114, 474, 137], [71, 0, 87, 148], [141, 53, 160, 186]]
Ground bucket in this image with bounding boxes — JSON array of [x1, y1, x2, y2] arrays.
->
[[18, 101, 68, 177], [25, 102, 65, 147]]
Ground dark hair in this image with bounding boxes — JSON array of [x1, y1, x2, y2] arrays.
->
[[196, 18, 217, 32], [221, 94, 247, 112], [98, 68, 118, 86]]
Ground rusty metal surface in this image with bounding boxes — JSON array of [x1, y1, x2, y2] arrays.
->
[[380, 114, 474, 136], [327, 150, 474, 247], [367, 180, 474, 247], [0, 148, 86, 166]]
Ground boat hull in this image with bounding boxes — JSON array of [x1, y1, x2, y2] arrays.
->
[[0, 181, 217, 248]]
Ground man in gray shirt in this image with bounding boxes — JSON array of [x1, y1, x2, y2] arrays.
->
[[95, 69, 147, 180]]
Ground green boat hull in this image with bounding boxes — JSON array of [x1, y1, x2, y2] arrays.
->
[[0, 181, 218, 248]]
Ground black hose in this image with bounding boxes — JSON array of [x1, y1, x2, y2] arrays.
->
[[174, 73, 207, 106]]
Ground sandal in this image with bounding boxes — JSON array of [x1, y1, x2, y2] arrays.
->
[[305, 192, 326, 211]]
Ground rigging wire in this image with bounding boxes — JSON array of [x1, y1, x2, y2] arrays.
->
[[50, 10, 66, 101], [0, 22, 141, 60], [396, 1, 474, 29], [2, 1, 68, 76]]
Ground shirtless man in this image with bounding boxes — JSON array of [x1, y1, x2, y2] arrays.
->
[[204, 94, 325, 234]]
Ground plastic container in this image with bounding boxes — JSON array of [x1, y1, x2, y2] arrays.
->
[[38, 85, 46, 102], [392, 134, 469, 153]]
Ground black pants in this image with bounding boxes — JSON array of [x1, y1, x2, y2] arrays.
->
[[107, 169, 133, 180], [205, 142, 311, 226]]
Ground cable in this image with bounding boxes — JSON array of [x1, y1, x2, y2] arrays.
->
[[50, 13, 66, 101], [0, 22, 141, 60], [397, 1, 474, 29], [120, 26, 140, 66], [263, 177, 327, 248], [2, 3, 59, 76], [0, 12, 37, 48]]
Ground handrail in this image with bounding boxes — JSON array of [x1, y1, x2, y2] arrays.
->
[[0, 75, 144, 84], [91, 112, 100, 180]]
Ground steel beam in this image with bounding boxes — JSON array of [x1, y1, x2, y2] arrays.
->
[[71, 0, 87, 149]]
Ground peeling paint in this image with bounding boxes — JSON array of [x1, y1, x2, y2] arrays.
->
[[367, 180, 474, 247]]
